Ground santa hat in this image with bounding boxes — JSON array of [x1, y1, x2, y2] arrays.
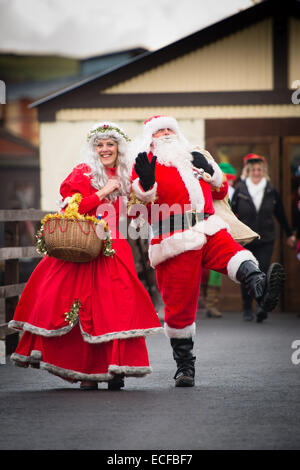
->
[[141, 115, 191, 152], [219, 162, 237, 181], [243, 153, 266, 166]]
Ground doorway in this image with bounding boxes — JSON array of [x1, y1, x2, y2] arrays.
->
[[206, 135, 281, 312], [205, 118, 300, 313], [282, 137, 300, 312]]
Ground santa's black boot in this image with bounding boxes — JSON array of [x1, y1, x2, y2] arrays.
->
[[236, 260, 285, 322], [170, 338, 196, 387]]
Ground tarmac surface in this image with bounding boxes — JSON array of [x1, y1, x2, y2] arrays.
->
[[0, 312, 300, 451]]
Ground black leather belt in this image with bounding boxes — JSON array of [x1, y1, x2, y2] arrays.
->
[[151, 211, 210, 237]]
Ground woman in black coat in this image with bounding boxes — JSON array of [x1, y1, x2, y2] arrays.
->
[[231, 154, 296, 322]]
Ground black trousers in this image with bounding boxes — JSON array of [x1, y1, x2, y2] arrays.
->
[[240, 241, 274, 311]]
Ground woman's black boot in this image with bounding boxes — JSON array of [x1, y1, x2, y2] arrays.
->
[[108, 374, 125, 390], [170, 337, 196, 387]]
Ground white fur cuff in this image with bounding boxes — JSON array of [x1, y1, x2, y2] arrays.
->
[[164, 322, 196, 339], [132, 178, 157, 203], [227, 250, 259, 283], [209, 159, 224, 188]]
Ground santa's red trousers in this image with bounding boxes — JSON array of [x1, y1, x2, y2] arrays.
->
[[156, 229, 245, 331]]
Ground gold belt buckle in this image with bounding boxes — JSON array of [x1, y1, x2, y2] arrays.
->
[[185, 209, 198, 229]]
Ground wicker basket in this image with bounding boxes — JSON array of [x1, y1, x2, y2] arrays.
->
[[44, 218, 103, 263]]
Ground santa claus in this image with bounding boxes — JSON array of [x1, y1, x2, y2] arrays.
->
[[129, 115, 285, 387]]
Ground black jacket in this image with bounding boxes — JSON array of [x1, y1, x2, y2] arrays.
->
[[231, 180, 293, 244]]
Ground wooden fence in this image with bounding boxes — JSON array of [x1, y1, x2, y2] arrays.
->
[[0, 209, 48, 355]]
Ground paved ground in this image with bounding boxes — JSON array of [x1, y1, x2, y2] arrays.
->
[[0, 312, 300, 450]]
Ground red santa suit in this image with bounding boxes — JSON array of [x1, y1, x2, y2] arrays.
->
[[130, 117, 257, 338], [9, 163, 162, 384]]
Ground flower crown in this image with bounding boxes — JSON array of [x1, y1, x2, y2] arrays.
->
[[87, 124, 130, 143]]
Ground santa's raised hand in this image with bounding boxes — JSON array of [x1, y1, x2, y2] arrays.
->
[[134, 152, 157, 191]]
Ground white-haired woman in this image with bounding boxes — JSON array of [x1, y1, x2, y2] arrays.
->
[[9, 122, 162, 390], [232, 153, 295, 322]]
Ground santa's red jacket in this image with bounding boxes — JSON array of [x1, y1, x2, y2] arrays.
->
[[130, 150, 230, 268]]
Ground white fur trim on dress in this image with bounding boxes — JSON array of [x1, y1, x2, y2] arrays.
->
[[132, 178, 157, 203], [227, 249, 259, 283], [79, 324, 163, 344], [10, 352, 152, 382], [149, 214, 229, 268], [209, 160, 223, 188], [8, 320, 73, 337], [8, 319, 163, 344], [164, 322, 196, 339]]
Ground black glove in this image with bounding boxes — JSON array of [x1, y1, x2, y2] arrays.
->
[[134, 152, 157, 191], [191, 151, 214, 176]]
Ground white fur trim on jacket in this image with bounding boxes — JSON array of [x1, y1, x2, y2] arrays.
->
[[164, 321, 196, 339], [209, 159, 224, 188], [149, 214, 229, 268], [132, 178, 157, 204], [227, 249, 259, 283]]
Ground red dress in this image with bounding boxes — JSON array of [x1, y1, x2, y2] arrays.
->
[[9, 164, 162, 384]]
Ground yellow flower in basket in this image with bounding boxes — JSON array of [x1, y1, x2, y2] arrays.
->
[[36, 193, 115, 262]]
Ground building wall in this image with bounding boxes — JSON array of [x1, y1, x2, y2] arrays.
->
[[289, 17, 300, 87], [103, 19, 273, 93], [102, 17, 300, 93], [5, 99, 39, 147], [56, 104, 300, 122]]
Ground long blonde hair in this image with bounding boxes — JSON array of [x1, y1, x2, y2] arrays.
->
[[81, 122, 131, 202], [241, 160, 270, 181]]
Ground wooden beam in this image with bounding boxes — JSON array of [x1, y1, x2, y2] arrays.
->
[[273, 12, 288, 89], [37, 89, 294, 121], [4, 222, 20, 354], [0, 283, 26, 299], [0, 209, 49, 222], [0, 246, 42, 260], [0, 323, 16, 340], [205, 117, 300, 139]]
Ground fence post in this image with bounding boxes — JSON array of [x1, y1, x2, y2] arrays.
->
[[4, 221, 20, 354]]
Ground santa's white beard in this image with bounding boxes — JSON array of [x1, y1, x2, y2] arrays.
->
[[151, 134, 205, 212], [152, 135, 193, 167]]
